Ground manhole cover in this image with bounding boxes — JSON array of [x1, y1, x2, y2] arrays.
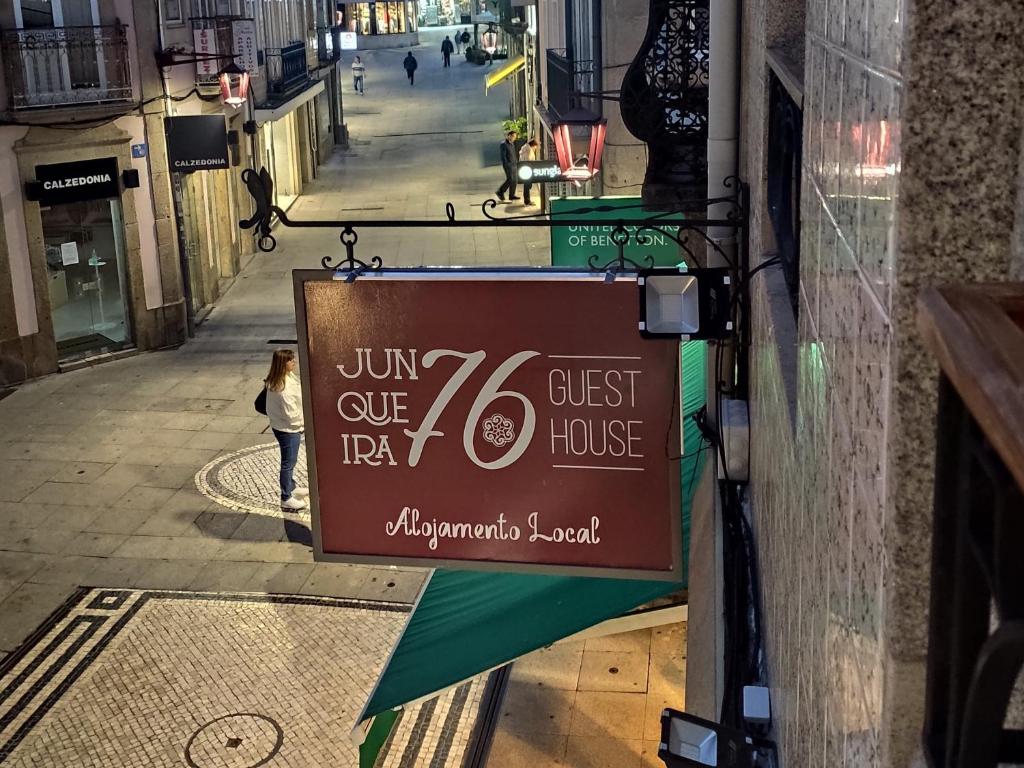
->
[[184, 713, 283, 768], [195, 443, 309, 516]]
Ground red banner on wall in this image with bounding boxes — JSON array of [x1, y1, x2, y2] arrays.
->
[[295, 271, 682, 580]]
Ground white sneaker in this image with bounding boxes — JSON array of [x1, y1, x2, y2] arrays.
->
[[293, 487, 310, 498], [281, 496, 308, 511]]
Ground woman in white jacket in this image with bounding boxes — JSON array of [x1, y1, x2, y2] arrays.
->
[[265, 349, 308, 511]]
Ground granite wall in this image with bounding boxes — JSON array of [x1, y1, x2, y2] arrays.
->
[[742, 0, 1024, 764]]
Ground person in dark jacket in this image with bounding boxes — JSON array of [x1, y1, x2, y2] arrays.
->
[[441, 36, 454, 67], [403, 51, 418, 85], [496, 131, 520, 202]]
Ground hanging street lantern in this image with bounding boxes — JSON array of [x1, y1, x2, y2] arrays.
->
[[218, 61, 250, 107], [552, 106, 608, 183], [481, 23, 498, 54]]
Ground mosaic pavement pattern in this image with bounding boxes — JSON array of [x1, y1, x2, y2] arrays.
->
[[0, 589, 495, 767], [196, 443, 309, 517]]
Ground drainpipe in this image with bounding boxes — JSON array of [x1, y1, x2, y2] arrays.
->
[[155, 0, 196, 337], [706, 0, 739, 269]]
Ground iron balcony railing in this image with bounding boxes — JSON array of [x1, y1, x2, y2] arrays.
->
[[545, 48, 597, 120], [266, 41, 309, 95], [1, 24, 132, 109]]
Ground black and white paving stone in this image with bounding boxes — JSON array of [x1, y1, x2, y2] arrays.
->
[[195, 444, 310, 517], [0, 589, 494, 767]]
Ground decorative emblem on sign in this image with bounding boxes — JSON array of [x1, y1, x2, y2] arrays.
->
[[482, 414, 516, 447]]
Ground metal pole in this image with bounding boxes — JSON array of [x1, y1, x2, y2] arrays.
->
[[171, 172, 196, 338]]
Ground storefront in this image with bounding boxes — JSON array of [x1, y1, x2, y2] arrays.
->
[[0, 120, 186, 380], [336, 1, 419, 49], [32, 158, 133, 360]]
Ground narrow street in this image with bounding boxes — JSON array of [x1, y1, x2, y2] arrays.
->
[[0, 29, 554, 767]]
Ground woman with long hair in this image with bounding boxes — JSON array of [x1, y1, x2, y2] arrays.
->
[[264, 348, 307, 511]]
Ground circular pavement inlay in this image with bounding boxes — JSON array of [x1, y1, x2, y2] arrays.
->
[[195, 442, 309, 516], [184, 713, 284, 768]]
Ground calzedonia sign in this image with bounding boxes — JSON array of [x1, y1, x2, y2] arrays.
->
[[164, 115, 230, 172], [31, 157, 120, 206], [296, 271, 683, 580]]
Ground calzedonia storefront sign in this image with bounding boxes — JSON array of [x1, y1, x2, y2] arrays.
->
[[164, 115, 230, 172], [296, 271, 683, 580], [29, 157, 120, 206]]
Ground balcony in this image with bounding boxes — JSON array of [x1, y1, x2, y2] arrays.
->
[[919, 283, 1024, 768], [266, 41, 309, 96], [545, 48, 597, 120], [1, 24, 132, 110]]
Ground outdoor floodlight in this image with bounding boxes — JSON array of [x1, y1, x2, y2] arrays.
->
[[639, 268, 732, 340], [219, 61, 251, 107], [659, 709, 754, 768]]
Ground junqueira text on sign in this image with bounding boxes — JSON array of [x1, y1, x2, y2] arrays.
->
[[294, 271, 683, 580]]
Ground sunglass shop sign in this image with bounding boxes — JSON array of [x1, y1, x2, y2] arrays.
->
[[296, 273, 682, 580]]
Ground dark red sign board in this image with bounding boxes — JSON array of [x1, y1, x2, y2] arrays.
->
[[295, 271, 682, 580]]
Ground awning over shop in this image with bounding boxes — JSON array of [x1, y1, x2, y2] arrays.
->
[[253, 79, 325, 123], [484, 55, 526, 94], [354, 341, 708, 738]]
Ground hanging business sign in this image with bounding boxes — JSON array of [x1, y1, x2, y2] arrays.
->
[[28, 157, 120, 206], [164, 115, 230, 172], [296, 271, 683, 580], [193, 28, 218, 76], [550, 197, 684, 267], [339, 31, 358, 50], [231, 20, 259, 73], [517, 160, 569, 183]]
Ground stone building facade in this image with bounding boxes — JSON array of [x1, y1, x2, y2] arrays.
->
[[0, 0, 344, 385], [735, 0, 1024, 764]]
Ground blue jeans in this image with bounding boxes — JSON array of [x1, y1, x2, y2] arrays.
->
[[273, 429, 302, 501]]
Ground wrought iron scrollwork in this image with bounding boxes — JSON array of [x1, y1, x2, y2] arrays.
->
[[620, 0, 710, 206], [321, 227, 383, 278], [587, 225, 656, 273]]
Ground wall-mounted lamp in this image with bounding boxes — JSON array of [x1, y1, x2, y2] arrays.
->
[[218, 61, 251, 106], [552, 107, 607, 182], [156, 49, 249, 108], [638, 268, 732, 339]]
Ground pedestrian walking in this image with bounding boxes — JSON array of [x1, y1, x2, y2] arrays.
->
[[518, 137, 538, 206], [441, 36, 454, 67], [461, 29, 471, 49], [454, 29, 463, 54], [264, 349, 308, 511], [403, 51, 418, 85], [496, 131, 520, 202], [351, 55, 365, 94]]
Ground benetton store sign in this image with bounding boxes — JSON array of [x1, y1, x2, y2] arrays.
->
[[296, 271, 683, 580], [29, 157, 120, 206]]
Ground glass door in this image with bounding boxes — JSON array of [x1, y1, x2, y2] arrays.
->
[[42, 197, 133, 359]]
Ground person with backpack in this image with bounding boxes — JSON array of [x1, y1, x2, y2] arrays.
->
[[403, 51, 418, 85], [259, 349, 307, 511], [461, 29, 471, 49], [441, 35, 454, 67]]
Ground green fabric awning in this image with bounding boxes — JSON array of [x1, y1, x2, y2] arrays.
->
[[355, 340, 707, 733]]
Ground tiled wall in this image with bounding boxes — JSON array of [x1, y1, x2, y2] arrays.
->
[[745, 0, 1024, 763], [745, 0, 904, 764]]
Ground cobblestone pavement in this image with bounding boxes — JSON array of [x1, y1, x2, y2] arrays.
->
[[0, 588, 495, 767], [195, 443, 310, 517]]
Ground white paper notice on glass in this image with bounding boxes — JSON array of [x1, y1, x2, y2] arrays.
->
[[60, 242, 79, 266]]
